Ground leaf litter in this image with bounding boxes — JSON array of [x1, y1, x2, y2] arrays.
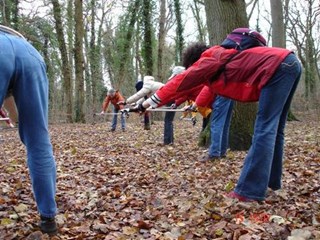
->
[[0, 118, 319, 239]]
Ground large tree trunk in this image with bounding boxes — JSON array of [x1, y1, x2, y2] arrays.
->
[[142, 0, 153, 75], [51, 0, 73, 122], [74, 0, 85, 123], [203, 0, 257, 150]]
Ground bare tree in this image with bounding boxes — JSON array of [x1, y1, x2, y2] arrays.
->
[[74, 0, 85, 122], [286, 0, 320, 100], [51, 0, 73, 122]]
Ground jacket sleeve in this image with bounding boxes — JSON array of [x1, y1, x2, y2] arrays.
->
[[126, 87, 151, 104], [102, 96, 110, 111], [149, 56, 221, 107], [195, 85, 217, 108]]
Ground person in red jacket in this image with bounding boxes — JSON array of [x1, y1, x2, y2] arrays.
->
[[101, 88, 126, 132], [138, 28, 302, 202]]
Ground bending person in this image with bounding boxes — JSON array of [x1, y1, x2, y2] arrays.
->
[[0, 25, 57, 234], [138, 28, 302, 202]]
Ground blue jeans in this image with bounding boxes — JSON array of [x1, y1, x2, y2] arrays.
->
[[164, 111, 175, 144], [235, 53, 302, 201], [0, 32, 57, 217], [111, 107, 126, 130], [209, 96, 234, 157]]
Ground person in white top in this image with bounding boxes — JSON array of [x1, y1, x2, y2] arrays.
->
[[120, 75, 164, 130]]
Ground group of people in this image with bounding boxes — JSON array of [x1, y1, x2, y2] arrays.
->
[[0, 23, 301, 236]]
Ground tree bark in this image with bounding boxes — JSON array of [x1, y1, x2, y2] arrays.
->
[[51, 0, 73, 122], [270, 0, 285, 47], [74, 0, 85, 123], [173, 0, 184, 64], [157, 0, 166, 81], [142, 0, 153, 75]]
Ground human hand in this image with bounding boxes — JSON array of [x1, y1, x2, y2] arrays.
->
[[130, 103, 146, 113], [184, 104, 197, 112], [118, 100, 126, 105], [170, 103, 177, 109], [120, 108, 130, 117]]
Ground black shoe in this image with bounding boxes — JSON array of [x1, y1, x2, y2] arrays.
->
[[110, 128, 115, 132], [40, 216, 57, 235], [198, 154, 225, 162]]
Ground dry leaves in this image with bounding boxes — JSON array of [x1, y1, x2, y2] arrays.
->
[[0, 117, 319, 239]]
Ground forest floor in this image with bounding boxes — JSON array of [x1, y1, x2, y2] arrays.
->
[[0, 114, 319, 240]]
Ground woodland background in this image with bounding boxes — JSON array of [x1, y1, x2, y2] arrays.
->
[[0, 0, 320, 239], [1, 0, 320, 124]]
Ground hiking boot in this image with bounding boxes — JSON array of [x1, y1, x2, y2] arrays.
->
[[40, 216, 57, 235], [110, 128, 115, 132], [122, 129, 126, 132]]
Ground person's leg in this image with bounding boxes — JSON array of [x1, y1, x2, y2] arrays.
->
[[120, 109, 126, 131], [234, 53, 301, 200], [144, 112, 150, 130], [11, 36, 57, 218], [208, 96, 234, 158], [111, 106, 117, 131], [164, 111, 175, 145], [220, 100, 234, 155], [268, 57, 301, 190]]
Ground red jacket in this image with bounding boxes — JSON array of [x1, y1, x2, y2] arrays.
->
[[102, 90, 125, 111], [154, 46, 292, 106], [174, 84, 206, 106], [195, 86, 216, 108]]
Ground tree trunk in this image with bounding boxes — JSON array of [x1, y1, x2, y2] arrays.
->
[[173, 0, 184, 64], [157, 0, 166, 81], [142, 0, 153, 75], [117, 0, 140, 87], [270, 0, 285, 47], [51, 0, 73, 122], [191, 0, 206, 42], [74, 0, 85, 123], [203, 0, 257, 150]]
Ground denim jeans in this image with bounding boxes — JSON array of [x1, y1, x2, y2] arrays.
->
[[209, 96, 234, 157], [111, 107, 126, 130], [235, 53, 302, 201], [164, 111, 175, 144], [0, 32, 57, 217]]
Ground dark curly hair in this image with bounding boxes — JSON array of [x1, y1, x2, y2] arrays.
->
[[182, 42, 209, 69]]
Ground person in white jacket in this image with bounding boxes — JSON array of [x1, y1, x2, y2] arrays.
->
[[120, 76, 164, 130], [125, 76, 164, 105]]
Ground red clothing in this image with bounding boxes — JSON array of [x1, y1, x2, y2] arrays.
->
[[174, 84, 205, 107], [154, 46, 292, 106], [195, 86, 216, 108], [102, 90, 125, 111]]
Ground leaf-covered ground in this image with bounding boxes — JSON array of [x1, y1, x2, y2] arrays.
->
[[0, 116, 319, 239]]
